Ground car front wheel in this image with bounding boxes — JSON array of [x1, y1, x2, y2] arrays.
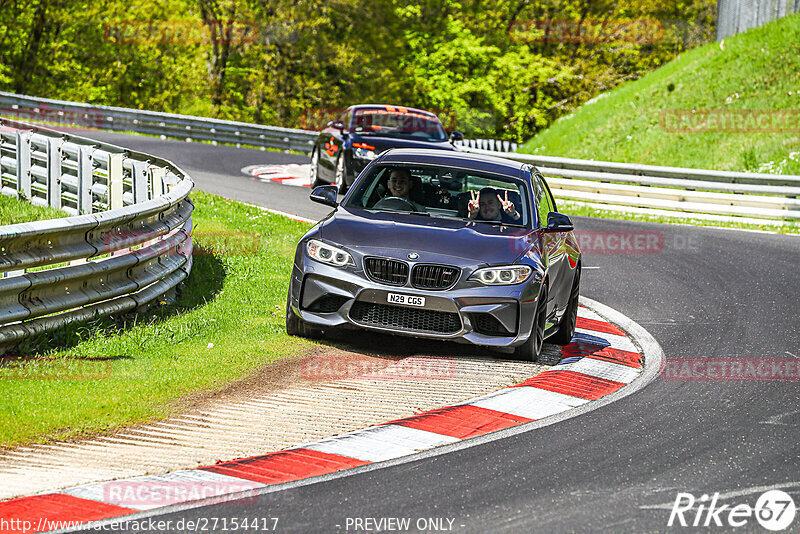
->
[[286, 290, 322, 339], [516, 285, 548, 362], [550, 266, 581, 346]]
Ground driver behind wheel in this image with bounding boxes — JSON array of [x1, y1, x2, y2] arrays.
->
[[385, 168, 425, 211]]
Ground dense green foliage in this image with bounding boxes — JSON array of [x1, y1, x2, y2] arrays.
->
[[0, 0, 714, 140], [521, 13, 800, 174]]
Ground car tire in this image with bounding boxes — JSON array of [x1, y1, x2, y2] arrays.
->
[[309, 148, 323, 187], [334, 155, 348, 194], [286, 290, 323, 339], [550, 266, 581, 346], [515, 284, 548, 362]]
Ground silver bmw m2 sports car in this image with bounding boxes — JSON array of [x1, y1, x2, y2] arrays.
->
[[286, 149, 581, 361]]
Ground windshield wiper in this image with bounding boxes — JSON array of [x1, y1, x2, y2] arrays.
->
[[368, 208, 429, 216], [460, 217, 525, 228]]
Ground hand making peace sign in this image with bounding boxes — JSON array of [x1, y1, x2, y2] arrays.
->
[[498, 190, 517, 216], [468, 190, 481, 217]]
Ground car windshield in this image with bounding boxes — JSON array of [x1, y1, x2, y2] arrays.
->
[[344, 164, 531, 228], [351, 108, 448, 142]]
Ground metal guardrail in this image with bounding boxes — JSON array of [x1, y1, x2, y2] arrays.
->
[[3, 91, 797, 225], [0, 92, 519, 153], [468, 149, 800, 225], [0, 91, 317, 153], [0, 118, 194, 350]]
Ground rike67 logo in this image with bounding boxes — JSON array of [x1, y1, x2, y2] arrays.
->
[[668, 490, 796, 531]]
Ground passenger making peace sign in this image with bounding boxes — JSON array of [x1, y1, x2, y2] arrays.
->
[[467, 187, 521, 223]]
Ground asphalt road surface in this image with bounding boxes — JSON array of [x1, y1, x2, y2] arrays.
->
[[71, 131, 800, 533]]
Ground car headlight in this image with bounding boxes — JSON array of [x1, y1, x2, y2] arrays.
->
[[353, 147, 377, 160], [470, 265, 532, 285], [306, 239, 353, 267]]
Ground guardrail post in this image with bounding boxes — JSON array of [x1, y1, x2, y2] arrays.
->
[[15, 132, 31, 199], [77, 146, 93, 214], [131, 160, 149, 204], [46, 138, 62, 210], [164, 170, 179, 193], [108, 152, 123, 209], [150, 167, 166, 198]]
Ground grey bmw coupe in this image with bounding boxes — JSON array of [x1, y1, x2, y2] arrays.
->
[[286, 149, 581, 361]]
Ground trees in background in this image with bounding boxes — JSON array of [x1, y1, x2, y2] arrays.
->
[[0, 0, 715, 141]]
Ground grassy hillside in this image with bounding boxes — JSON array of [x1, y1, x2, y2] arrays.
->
[[521, 13, 800, 176]]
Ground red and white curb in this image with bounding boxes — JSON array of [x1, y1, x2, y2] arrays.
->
[[0, 297, 662, 534], [242, 164, 312, 188]]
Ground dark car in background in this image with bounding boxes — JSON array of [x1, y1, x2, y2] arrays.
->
[[288, 149, 581, 362], [309, 105, 463, 193]]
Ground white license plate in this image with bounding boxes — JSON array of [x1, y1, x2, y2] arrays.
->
[[387, 293, 426, 307]]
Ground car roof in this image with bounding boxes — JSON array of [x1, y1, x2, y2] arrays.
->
[[348, 104, 438, 117], [376, 148, 529, 179]]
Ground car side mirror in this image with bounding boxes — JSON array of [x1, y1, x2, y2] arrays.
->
[[544, 212, 574, 233], [310, 185, 339, 207], [449, 130, 464, 142], [329, 120, 345, 131]]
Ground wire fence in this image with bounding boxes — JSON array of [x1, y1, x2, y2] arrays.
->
[[716, 0, 800, 39]]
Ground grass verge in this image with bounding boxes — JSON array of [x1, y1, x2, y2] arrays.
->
[[0, 194, 66, 225], [0, 190, 313, 448]]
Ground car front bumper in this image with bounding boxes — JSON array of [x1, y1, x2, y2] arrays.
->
[[289, 258, 541, 348]]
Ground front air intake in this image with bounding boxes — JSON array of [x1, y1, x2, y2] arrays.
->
[[364, 257, 409, 286], [411, 264, 460, 290]]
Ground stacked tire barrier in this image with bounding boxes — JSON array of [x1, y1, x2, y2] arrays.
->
[[0, 118, 194, 351]]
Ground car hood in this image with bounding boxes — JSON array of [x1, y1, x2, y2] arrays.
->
[[352, 135, 455, 153], [318, 207, 533, 266]]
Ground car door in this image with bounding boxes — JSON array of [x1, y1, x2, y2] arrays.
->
[[534, 171, 569, 317], [317, 110, 348, 181]]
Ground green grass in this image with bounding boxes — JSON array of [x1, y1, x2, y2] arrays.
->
[[521, 13, 800, 175], [0, 194, 67, 225], [0, 191, 313, 447]]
